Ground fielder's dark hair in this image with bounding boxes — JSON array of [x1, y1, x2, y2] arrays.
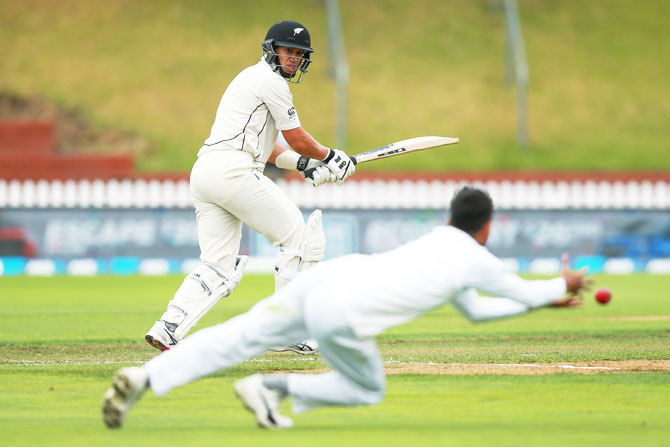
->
[[449, 186, 494, 234]]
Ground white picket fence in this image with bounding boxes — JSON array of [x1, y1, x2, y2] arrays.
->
[[0, 177, 669, 209]]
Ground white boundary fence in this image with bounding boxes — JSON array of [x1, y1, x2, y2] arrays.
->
[[1, 177, 669, 210]]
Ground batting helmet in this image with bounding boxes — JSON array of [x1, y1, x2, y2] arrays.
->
[[262, 20, 313, 83]]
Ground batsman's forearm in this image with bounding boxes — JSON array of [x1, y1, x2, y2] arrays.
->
[[282, 128, 329, 160], [293, 139, 329, 160]]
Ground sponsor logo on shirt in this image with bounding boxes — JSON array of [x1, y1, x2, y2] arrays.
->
[[287, 107, 297, 118]]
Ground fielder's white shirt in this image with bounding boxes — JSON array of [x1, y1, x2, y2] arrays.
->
[[324, 225, 567, 338], [198, 59, 301, 168]]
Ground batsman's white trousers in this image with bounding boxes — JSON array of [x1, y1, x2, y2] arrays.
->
[[190, 150, 305, 274], [144, 266, 387, 413]]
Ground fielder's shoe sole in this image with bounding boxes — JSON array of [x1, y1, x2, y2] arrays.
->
[[102, 367, 148, 429], [234, 374, 293, 429]]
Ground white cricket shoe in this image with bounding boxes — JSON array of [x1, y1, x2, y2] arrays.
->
[[234, 374, 294, 429], [102, 367, 149, 429], [270, 339, 319, 355], [145, 320, 178, 351]]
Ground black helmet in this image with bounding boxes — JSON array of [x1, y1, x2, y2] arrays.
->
[[262, 20, 314, 83]]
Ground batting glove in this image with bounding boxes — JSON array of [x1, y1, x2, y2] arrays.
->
[[297, 156, 337, 187], [323, 149, 355, 186]]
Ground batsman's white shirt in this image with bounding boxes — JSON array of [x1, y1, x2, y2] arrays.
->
[[324, 225, 567, 338], [187, 59, 306, 274], [198, 59, 301, 169]]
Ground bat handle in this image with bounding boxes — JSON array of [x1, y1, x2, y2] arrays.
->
[[351, 156, 358, 165]]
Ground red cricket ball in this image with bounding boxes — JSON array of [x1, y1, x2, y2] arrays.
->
[[595, 287, 612, 304]]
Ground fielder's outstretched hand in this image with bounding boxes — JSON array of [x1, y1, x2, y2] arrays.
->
[[557, 253, 593, 302], [323, 149, 355, 186], [549, 296, 584, 308]]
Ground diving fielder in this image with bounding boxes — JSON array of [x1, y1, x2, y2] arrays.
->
[[144, 21, 356, 354], [104, 187, 592, 430]]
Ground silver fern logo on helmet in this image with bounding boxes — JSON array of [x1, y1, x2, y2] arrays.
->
[[293, 28, 304, 35]]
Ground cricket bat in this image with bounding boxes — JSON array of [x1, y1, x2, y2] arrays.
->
[[302, 136, 459, 178], [349, 136, 459, 165]]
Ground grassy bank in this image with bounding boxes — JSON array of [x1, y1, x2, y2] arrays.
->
[[1, 0, 668, 172]]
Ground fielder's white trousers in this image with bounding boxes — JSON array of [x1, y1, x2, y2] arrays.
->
[[190, 150, 305, 274], [144, 266, 387, 413]]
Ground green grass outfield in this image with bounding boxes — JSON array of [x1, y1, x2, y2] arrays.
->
[[1, 274, 669, 446]]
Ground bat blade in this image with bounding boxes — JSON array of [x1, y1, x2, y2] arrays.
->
[[352, 136, 459, 164], [300, 136, 458, 180]]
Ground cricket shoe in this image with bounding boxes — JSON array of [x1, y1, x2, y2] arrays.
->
[[234, 374, 294, 429], [102, 367, 149, 429], [145, 320, 178, 351], [270, 339, 319, 355]]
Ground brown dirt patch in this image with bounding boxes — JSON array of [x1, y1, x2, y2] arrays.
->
[[384, 359, 670, 375], [272, 359, 669, 375]]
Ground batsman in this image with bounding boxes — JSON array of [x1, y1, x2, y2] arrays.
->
[[145, 20, 356, 354]]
